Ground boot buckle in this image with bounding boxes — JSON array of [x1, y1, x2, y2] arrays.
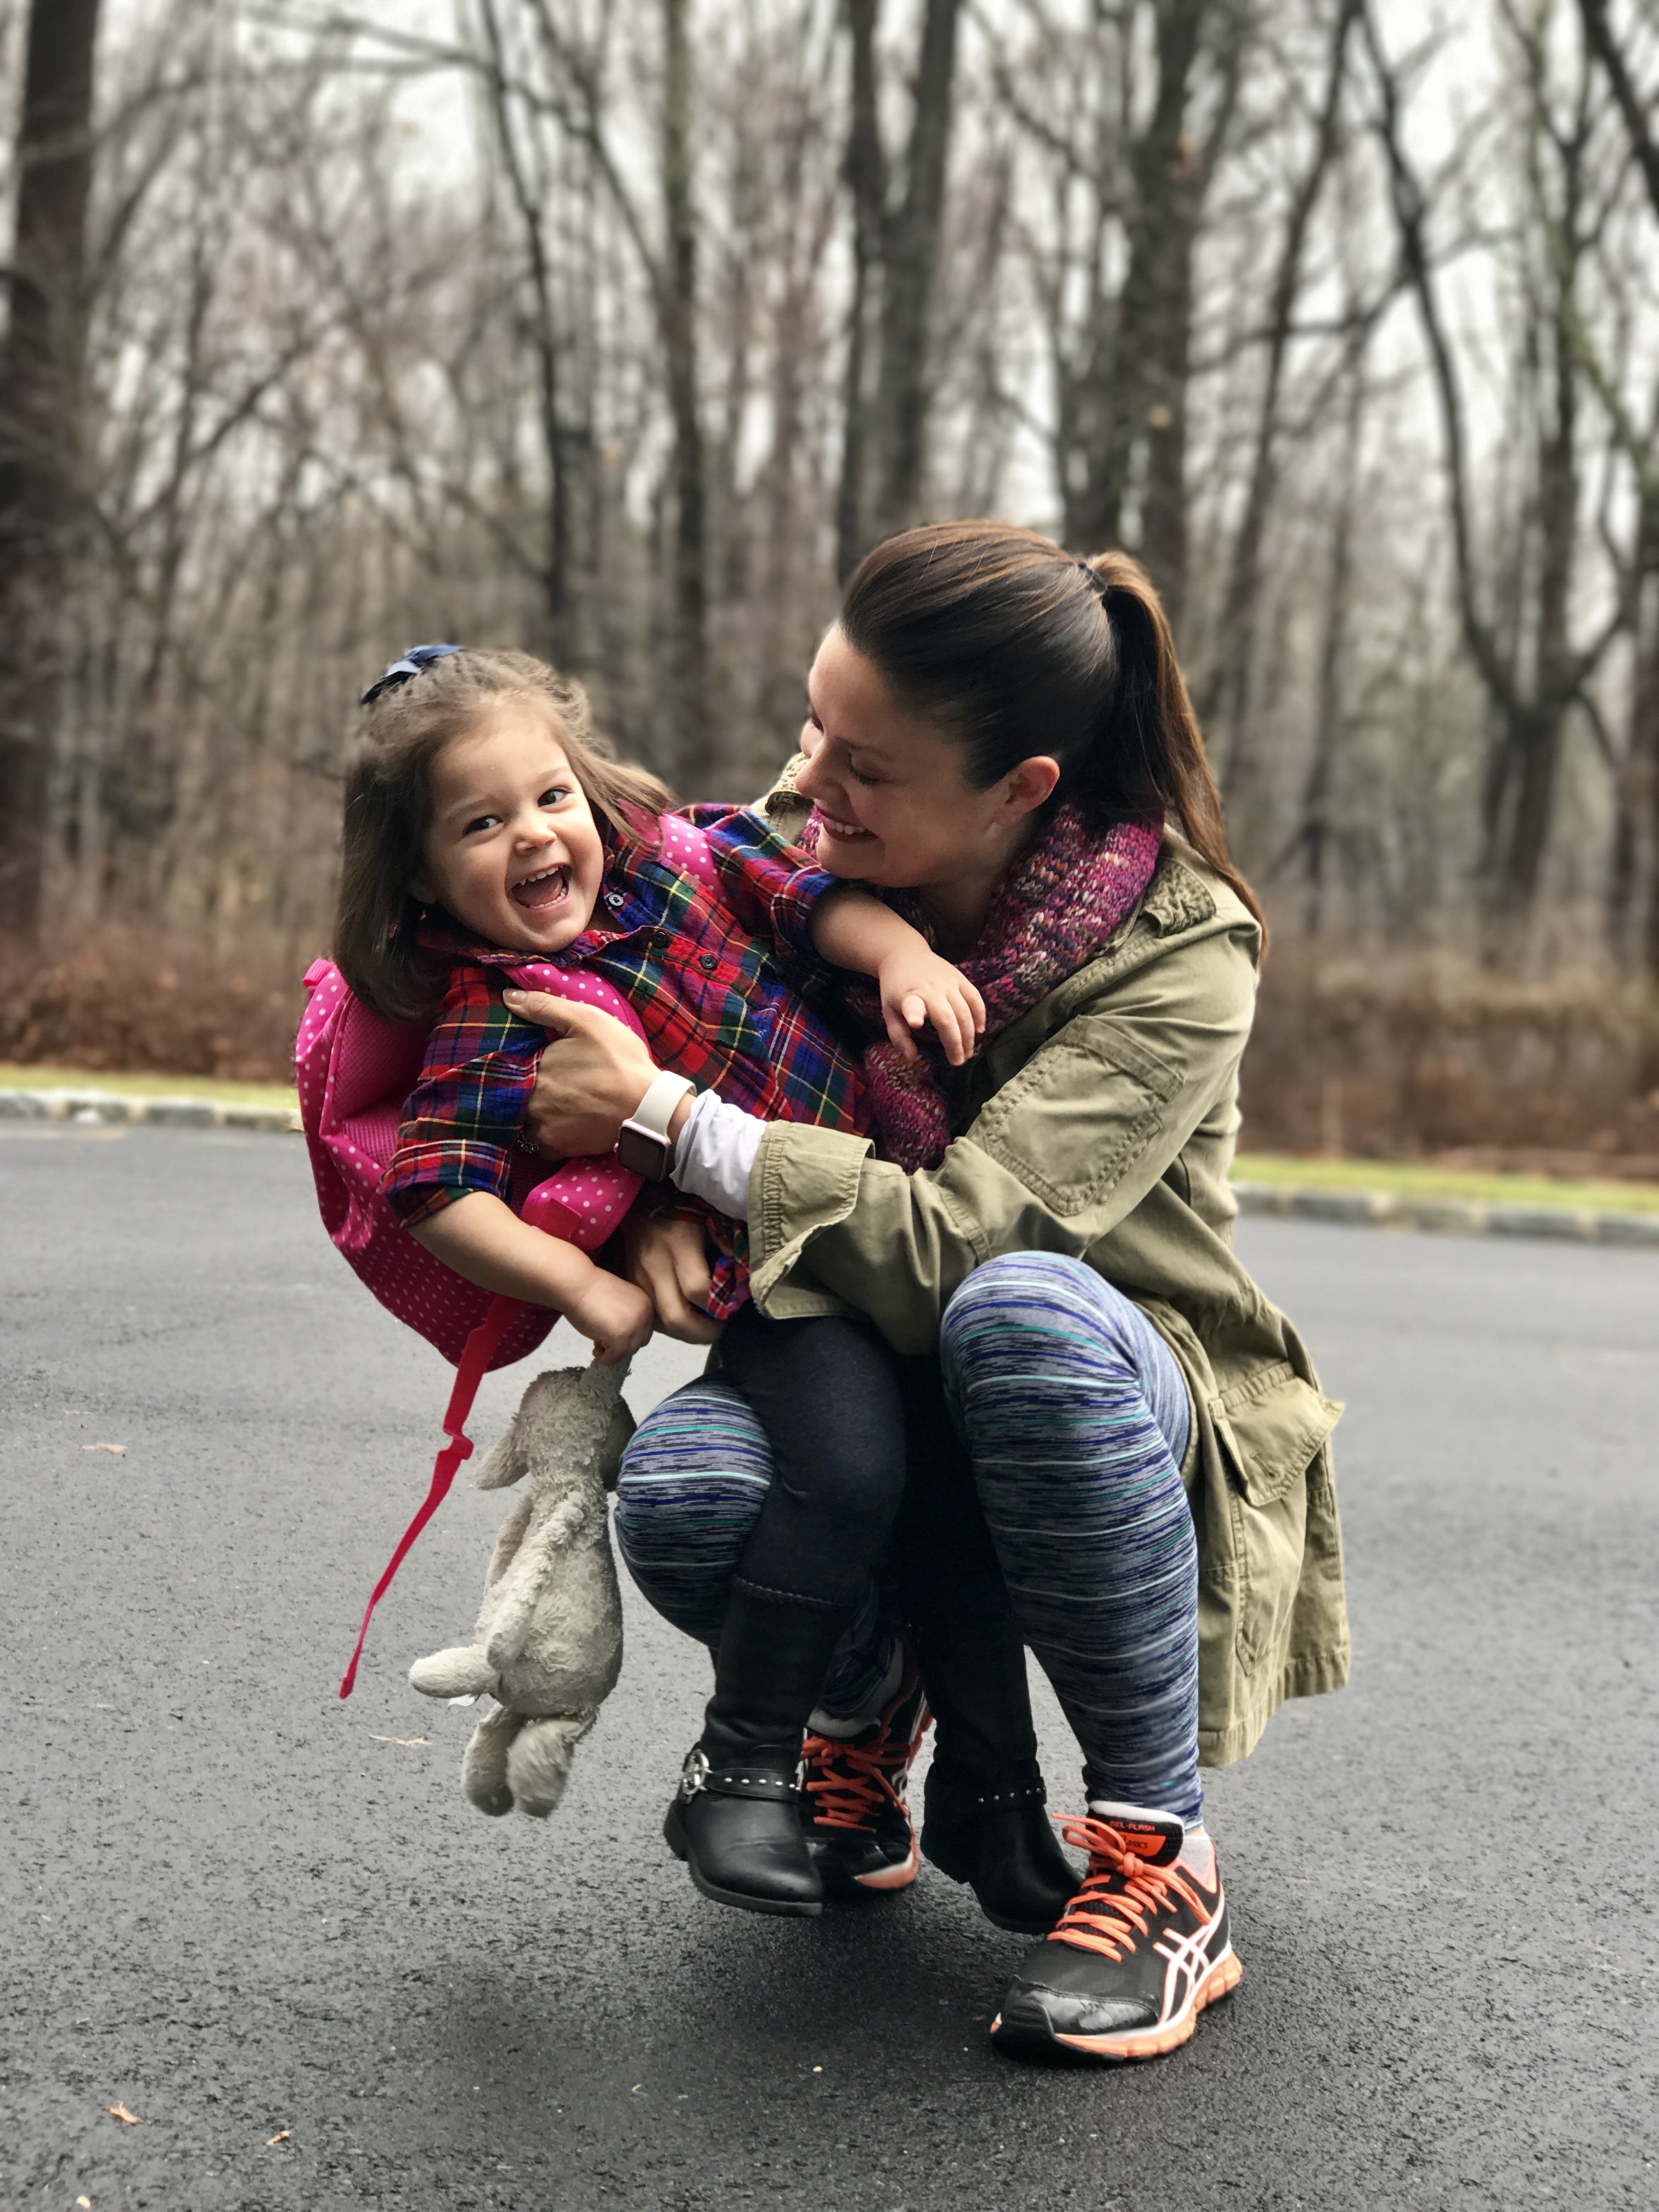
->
[[678, 1746, 710, 1801]]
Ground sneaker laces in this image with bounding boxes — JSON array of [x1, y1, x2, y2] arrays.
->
[[1051, 1816, 1207, 1962], [802, 1689, 930, 1834]]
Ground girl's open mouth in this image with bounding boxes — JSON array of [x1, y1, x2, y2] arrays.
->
[[510, 862, 572, 912]]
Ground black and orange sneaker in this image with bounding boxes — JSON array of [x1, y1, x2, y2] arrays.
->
[[800, 1663, 932, 1898], [991, 1806, 1240, 2063]]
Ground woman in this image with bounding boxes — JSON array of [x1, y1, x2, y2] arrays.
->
[[507, 521, 1348, 2065]]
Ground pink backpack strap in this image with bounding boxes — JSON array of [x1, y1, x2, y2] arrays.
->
[[338, 1296, 518, 1697]]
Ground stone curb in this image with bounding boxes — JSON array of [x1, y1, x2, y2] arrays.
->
[[0, 1085, 301, 1133], [1232, 1180, 1659, 1248]]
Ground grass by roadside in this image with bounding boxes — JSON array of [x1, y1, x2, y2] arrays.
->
[[1233, 1151, 1659, 1216], [0, 1063, 300, 1110], [5, 1058, 1659, 1217]]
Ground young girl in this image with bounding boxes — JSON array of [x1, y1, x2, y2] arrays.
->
[[333, 643, 1012, 1919]]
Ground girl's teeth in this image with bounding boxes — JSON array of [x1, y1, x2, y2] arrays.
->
[[511, 866, 568, 910]]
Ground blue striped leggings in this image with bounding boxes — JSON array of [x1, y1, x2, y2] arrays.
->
[[614, 1253, 1201, 1822]]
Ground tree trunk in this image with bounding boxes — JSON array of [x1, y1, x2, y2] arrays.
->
[[1063, 0, 1210, 627], [1205, 0, 1357, 782], [1482, 108, 1585, 916], [479, 0, 575, 663], [1121, 1, 1207, 627], [834, 0, 885, 580], [661, 0, 709, 789], [0, 0, 103, 936], [835, 0, 962, 573], [1635, 528, 1659, 980], [868, 0, 961, 546], [1295, 358, 1365, 933]]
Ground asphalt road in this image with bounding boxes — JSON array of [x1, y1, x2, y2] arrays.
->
[[3, 1123, 1655, 2212]]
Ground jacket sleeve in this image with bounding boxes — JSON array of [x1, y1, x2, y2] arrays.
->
[[746, 915, 1260, 1352]]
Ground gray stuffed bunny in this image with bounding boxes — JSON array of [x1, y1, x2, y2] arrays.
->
[[408, 1361, 633, 1818]]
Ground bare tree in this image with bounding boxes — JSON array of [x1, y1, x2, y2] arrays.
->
[[0, 0, 102, 934], [1577, 0, 1659, 215], [659, 0, 709, 781], [1202, 0, 1361, 791], [1576, 0, 1659, 975], [1366, 0, 1622, 926], [836, 0, 964, 576], [991, 0, 1248, 629]]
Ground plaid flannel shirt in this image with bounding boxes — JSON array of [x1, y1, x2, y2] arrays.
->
[[382, 805, 870, 1319]]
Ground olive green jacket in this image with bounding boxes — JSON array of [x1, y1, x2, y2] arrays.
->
[[751, 786, 1348, 1768]]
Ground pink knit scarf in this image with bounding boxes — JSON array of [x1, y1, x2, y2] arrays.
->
[[802, 802, 1164, 1171]]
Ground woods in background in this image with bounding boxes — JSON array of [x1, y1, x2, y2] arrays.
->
[[4, 0, 1659, 1152]]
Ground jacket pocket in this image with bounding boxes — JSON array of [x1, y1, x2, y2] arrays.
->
[[969, 1017, 1181, 1216], [1210, 1363, 1341, 1509]]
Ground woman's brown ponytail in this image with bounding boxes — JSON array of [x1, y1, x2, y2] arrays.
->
[[1082, 551, 1265, 933], [839, 520, 1264, 935]]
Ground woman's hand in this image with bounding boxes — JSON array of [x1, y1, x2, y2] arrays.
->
[[505, 990, 661, 1158], [877, 945, 986, 1066], [623, 1212, 724, 1345]]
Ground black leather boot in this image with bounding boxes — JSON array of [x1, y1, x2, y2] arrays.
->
[[915, 1613, 1080, 1934], [663, 1578, 853, 1918]]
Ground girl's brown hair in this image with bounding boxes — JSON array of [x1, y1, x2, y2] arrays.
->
[[334, 647, 675, 1020], [839, 521, 1263, 932]]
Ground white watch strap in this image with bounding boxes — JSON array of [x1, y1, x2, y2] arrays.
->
[[627, 1070, 695, 1146]]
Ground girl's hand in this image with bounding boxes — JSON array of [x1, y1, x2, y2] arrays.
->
[[563, 1267, 656, 1367], [876, 947, 986, 1067], [506, 991, 662, 1157]]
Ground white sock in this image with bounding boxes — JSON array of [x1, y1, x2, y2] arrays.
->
[[1177, 1822, 1214, 1878], [808, 1643, 904, 1739]]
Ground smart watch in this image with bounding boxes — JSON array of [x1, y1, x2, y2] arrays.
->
[[617, 1071, 695, 1181]]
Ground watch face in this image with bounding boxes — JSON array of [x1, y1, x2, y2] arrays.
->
[[618, 1124, 668, 1180]]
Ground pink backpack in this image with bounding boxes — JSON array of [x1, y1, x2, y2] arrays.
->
[[296, 813, 717, 1695]]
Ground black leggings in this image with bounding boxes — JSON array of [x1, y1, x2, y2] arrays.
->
[[888, 1352, 1014, 1630], [716, 1303, 908, 1609]]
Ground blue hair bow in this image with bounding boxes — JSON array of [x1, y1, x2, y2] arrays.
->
[[359, 641, 464, 707]]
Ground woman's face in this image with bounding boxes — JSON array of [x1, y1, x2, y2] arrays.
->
[[794, 625, 1056, 894]]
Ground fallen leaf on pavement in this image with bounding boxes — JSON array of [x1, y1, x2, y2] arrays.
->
[[84, 1443, 126, 1455], [108, 2103, 142, 2125], [369, 1735, 428, 1746], [267, 2129, 291, 2145]]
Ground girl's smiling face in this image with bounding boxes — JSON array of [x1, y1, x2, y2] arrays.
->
[[415, 706, 606, 955]]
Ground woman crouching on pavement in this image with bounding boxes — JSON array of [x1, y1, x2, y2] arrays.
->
[[508, 520, 1350, 2066]]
